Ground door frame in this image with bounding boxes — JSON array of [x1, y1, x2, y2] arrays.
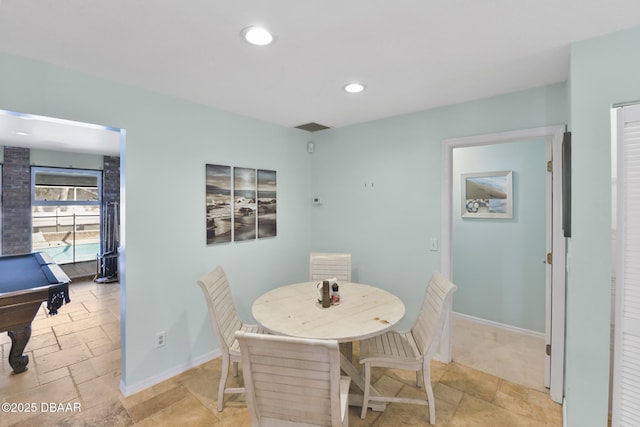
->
[[440, 125, 565, 403]]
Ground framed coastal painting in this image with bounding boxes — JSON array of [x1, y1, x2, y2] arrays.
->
[[257, 169, 277, 238], [205, 164, 232, 244], [461, 171, 513, 219], [233, 167, 257, 241]]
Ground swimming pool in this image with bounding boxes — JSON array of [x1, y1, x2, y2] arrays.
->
[[39, 242, 100, 265]]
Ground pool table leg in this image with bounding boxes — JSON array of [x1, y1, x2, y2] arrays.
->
[[7, 326, 31, 373]]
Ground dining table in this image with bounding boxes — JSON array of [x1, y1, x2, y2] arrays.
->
[[252, 281, 406, 411]]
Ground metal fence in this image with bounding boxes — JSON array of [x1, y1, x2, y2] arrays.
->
[[32, 212, 100, 264]]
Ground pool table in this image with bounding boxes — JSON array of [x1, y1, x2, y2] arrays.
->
[[0, 252, 71, 373]]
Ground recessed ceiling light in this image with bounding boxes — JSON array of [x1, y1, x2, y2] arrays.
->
[[15, 131, 30, 136], [344, 82, 366, 93], [241, 26, 274, 46]]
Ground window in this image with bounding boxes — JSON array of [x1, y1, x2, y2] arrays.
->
[[31, 167, 102, 264]]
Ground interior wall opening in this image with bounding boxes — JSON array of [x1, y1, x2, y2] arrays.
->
[[441, 125, 566, 403]]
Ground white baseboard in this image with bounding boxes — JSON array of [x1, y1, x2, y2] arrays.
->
[[119, 349, 221, 397], [453, 311, 545, 340]]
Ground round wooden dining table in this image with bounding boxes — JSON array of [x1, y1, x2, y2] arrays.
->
[[252, 281, 405, 341], [252, 281, 406, 411]]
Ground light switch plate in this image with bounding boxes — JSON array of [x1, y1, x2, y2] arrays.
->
[[429, 238, 439, 251]]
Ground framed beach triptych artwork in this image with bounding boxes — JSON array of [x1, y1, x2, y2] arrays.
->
[[461, 170, 513, 219], [206, 164, 276, 245]]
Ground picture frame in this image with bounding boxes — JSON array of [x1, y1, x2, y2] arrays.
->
[[205, 164, 232, 245], [257, 169, 277, 238], [461, 170, 513, 219], [233, 167, 257, 241], [205, 164, 279, 245]]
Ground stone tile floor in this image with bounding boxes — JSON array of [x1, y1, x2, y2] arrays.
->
[[0, 279, 562, 426], [452, 315, 546, 393]]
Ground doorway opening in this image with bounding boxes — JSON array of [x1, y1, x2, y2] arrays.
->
[[0, 109, 123, 273], [441, 126, 566, 403]]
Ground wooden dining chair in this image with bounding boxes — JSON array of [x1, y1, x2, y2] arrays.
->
[[358, 272, 457, 424], [196, 266, 264, 411], [309, 252, 352, 282], [309, 252, 354, 359], [235, 331, 351, 427]]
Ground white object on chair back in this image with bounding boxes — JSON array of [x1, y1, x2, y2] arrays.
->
[[309, 252, 352, 282], [236, 331, 350, 427], [197, 266, 263, 411]]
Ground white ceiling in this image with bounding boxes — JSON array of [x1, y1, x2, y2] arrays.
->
[[0, 110, 121, 156], [1, 0, 640, 155]]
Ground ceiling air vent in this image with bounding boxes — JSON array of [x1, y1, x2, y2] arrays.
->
[[294, 122, 330, 132]]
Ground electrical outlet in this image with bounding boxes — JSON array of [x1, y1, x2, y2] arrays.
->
[[156, 331, 166, 348]]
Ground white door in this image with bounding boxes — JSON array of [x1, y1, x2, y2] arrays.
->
[[612, 103, 640, 425]]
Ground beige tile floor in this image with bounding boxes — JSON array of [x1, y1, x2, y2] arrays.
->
[[452, 315, 547, 392], [1, 279, 562, 426]]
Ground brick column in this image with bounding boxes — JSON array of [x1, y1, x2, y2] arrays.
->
[[2, 147, 31, 255], [102, 155, 120, 233], [98, 155, 120, 279], [102, 155, 120, 206]]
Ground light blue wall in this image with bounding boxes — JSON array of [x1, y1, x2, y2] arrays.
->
[[565, 26, 640, 427], [0, 53, 313, 390], [310, 84, 567, 331], [452, 140, 547, 332]]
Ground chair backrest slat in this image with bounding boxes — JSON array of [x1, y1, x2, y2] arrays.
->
[[197, 266, 242, 350], [411, 272, 457, 358], [236, 331, 343, 426], [309, 252, 352, 282]]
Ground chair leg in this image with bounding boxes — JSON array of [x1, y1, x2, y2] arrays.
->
[[361, 363, 371, 419], [218, 354, 230, 411], [232, 360, 238, 377], [340, 342, 353, 362], [424, 364, 435, 425]]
